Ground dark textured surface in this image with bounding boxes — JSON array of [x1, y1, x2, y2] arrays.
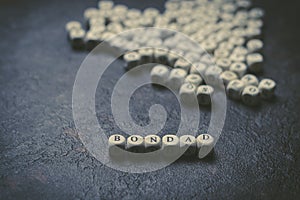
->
[[0, 0, 300, 199]]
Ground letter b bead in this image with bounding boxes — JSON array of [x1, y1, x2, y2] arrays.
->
[[108, 134, 126, 157]]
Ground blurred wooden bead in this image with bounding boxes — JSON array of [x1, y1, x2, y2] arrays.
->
[[228, 37, 245, 47], [197, 134, 214, 159], [126, 9, 142, 19], [179, 83, 197, 104], [65, 21, 82, 32], [214, 49, 230, 59], [162, 135, 180, 157], [247, 39, 263, 53], [249, 8, 265, 19], [220, 71, 238, 85], [98, 0, 114, 10], [226, 80, 245, 100], [204, 66, 223, 84], [258, 78, 276, 99], [150, 65, 170, 85], [242, 85, 260, 106], [180, 135, 197, 156], [69, 29, 85, 49], [168, 68, 188, 91], [233, 46, 249, 56], [230, 53, 246, 63], [144, 135, 161, 152], [197, 85, 214, 106], [174, 58, 191, 72], [167, 50, 183, 66], [108, 134, 126, 157], [241, 74, 259, 86], [245, 27, 262, 39], [216, 58, 232, 71], [184, 74, 203, 86], [85, 31, 101, 51], [84, 8, 99, 22], [190, 62, 207, 76], [154, 48, 169, 65], [230, 62, 247, 77], [201, 40, 218, 54], [124, 52, 141, 70], [138, 48, 154, 64], [127, 135, 144, 153], [247, 53, 263, 73]]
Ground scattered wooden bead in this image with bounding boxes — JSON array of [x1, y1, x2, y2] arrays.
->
[[230, 62, 247, 78], [197, 85, 214, 106], [258, 78, 276, 99], [220, 70, 238, 85], [247, 53, 263, 73], [242, 85, 260, 106], [241, 74, 259, 86], [226, 80, 245, 100]]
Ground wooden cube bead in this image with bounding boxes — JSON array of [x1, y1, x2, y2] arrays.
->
[[204, 66, 223, 84], [180, 135, 197, 156], [226, 80, 245, 100], [85, 31, 101, 51], [69, 29, 86, 49], [197, 134, 214, 159], [216, 58, 232, 71], [249, 8, 265, 19], [220, 71, 238, 86], [138, 48, 154, 64], [150, 65, 170, 85], [98, 0, 114, 10], [124, 52, 141, 70], [190, 62, 207, 76], [258, 78, 276, 99], [247, 39, 263, 53], [241, 74, 259, 86], [144, 135, 161, 152], [230, 53, 246, 63], [167, 68, 187, 91], [154, 48, 169, 65], [242, 85, 260, 106], [127, 135, 144, 153], [65, 21, 82, 32], [229, 62, 247, 78], [197, 85, 214, 106], [179, 83, 197, 104], [162, 135, 180, 157], [184, 74, 203, 86], [174, 58, 191, 72], [247, 53, 263, 73], [108, 134, 126, 157]]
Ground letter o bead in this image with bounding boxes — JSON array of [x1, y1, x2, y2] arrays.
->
[[127, 135, 144, 153], [108, 134, 126, 157]]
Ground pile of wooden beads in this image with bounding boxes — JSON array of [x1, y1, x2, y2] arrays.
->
[[66, 0, 276, 106], [108, 134, 214, 159]]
